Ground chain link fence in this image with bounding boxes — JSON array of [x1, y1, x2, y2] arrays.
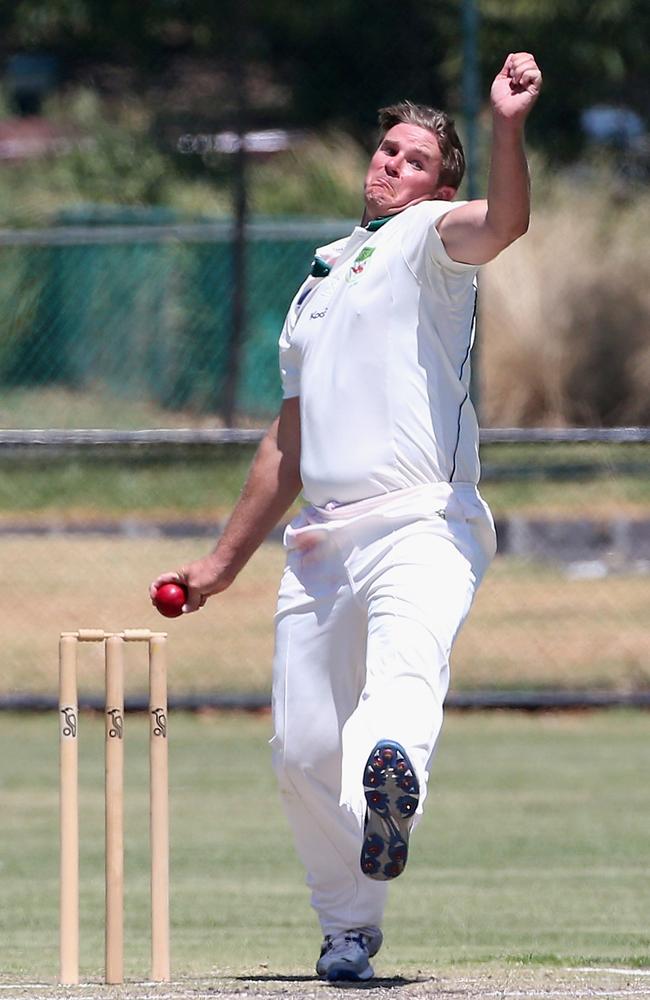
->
[[0, 224, 648, 707], [1, 219, 353, 424]]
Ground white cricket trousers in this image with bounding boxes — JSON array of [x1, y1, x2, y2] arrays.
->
[[270, 482, 496, 938]]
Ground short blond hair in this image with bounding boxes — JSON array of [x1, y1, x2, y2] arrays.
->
[[377, 101, 465, 190]]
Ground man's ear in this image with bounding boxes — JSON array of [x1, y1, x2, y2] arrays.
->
[[434, 185, 457, 202]]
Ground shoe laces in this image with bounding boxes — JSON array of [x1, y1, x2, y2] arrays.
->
[[323, 930, 370, 960]]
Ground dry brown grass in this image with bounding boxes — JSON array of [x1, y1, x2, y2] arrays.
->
[[0, 536, 283, 697], [454, 559, 650, 690], [480, 177, 650, 427], [250, 131, 367, 218], [2, 536, 648, 697]]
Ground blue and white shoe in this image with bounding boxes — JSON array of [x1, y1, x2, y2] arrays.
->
[[316, 926, 382, 982], [360, 740, 420, 881]]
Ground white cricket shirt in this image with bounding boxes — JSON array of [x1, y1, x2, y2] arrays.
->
[[279, 201, 480, 507]]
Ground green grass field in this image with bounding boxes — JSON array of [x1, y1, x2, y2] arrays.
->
[[2, 405, 650, 997], [2, 434, 650, 522], [1, 711, 650, 996]]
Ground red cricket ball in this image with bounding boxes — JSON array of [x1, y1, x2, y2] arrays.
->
[[154, 582, 188, 618]]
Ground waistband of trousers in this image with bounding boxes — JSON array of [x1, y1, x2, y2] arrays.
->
[[308, 481, 481, 523]]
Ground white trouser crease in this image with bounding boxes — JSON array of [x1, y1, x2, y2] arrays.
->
[[271, 482, 496, 937]]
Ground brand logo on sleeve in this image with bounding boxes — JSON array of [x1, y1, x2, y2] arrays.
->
[[346, 246, 376, 285]]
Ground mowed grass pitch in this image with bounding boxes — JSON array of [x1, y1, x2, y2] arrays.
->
[[1, 710, 650, 994]]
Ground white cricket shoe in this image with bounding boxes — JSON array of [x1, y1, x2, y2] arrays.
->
[[316, 926, 383, 982]]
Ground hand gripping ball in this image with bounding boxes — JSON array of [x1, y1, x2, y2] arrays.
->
[[154, 582, 188, 618]]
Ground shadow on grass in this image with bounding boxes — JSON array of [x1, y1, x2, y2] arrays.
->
[[233, 974, 424, 988], [326, 979, 424, 990]]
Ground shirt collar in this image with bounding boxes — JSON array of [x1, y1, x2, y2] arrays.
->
[[365, 215, 393, 232], [310, 214, 397, 276]]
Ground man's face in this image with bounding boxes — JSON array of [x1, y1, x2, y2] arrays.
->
[[363, 123, 456, 219]]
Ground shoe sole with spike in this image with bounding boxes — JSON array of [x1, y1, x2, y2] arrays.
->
[[360, 740, 420, 881]]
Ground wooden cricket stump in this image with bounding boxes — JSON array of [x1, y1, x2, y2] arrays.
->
[[58, 629, 171, 986]]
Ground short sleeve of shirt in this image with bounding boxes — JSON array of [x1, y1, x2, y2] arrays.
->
[[401, 201, 479, 279], [278, 311, 301, 399]]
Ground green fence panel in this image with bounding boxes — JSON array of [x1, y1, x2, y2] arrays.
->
[[0, 217, 350, 423], [2, 246, 52, 386], [238, 237, 315, 416]]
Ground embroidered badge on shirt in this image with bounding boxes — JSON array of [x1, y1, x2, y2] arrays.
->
[[346, 246, 376, 285]]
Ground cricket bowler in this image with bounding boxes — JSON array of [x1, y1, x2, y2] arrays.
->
[[151, 51, 542, 981]]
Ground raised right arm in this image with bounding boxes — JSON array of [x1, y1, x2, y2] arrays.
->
[[150, 396, 302, 612]]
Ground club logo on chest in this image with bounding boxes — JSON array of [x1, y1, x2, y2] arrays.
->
[[346, 247, 376, 285]]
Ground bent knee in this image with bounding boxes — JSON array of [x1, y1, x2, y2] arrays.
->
[[271, 735, 342, 795]]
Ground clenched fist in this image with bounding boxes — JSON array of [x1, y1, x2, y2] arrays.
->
[[491, 52, 542, 124]]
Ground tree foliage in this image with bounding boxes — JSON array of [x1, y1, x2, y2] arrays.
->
[[2, 0, 648, 158]]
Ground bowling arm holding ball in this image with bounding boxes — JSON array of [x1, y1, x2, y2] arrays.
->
[[149, 399, 302, 615]]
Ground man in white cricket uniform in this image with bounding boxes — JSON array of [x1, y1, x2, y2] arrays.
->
[[152, 52, 542, 982]]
